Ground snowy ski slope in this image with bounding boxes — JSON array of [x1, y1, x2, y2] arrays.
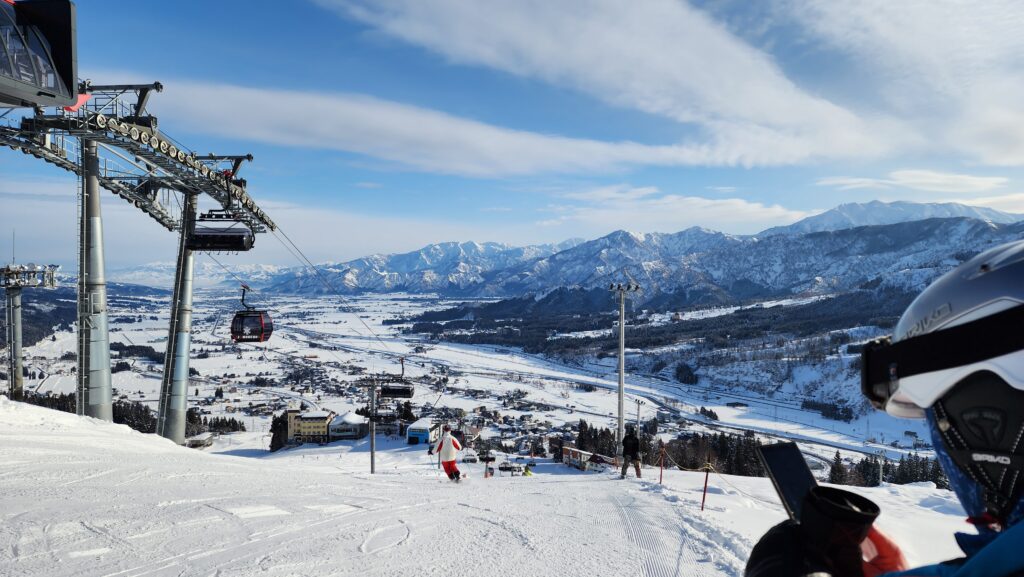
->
[[1, 397, 967, 577]]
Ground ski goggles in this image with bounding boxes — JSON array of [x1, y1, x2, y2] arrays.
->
[[861, 304, 1024, 415]]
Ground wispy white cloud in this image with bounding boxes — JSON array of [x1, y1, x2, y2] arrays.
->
[[817, 170, 1008, 194], [563, 185, 660, 203], [815, 177, 893, 191], [0, 173, 560, 267], [790, 0, 1024, 166], [316, 0, 903, 165], [952, 192, 1024, 215], [706, 186, 737, 194], [144, 79, 844, 177], [318, 0, 1024, 168], [535, 184, 810, 235]]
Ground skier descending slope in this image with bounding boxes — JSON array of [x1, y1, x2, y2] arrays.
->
[[746, 239, 1024, 577], [430, 424, 463, 482]]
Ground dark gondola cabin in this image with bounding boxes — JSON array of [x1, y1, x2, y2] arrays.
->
[[230, 310, 273, 343], [230, 284, 272, 343], [379, 384, 414, 399], [188, 226, 254, 252], [187, 212, 255, 252]]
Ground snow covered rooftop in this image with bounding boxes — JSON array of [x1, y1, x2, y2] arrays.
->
[[298, 410, 333, 420], [331, 411, 366, 426]]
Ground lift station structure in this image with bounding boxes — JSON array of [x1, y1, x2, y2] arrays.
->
[[1, 264, 59, 400], [1, 81, 277, 443]]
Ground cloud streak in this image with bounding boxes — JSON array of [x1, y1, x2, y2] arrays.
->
[[790, 0, 1024, 166], [141, 79, 855, 178], [536, 184, 811, 236], [322, 0, 890, 157], [817, 169, 1008, 193]]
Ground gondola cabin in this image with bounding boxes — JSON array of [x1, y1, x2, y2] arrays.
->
[[231, 284, 273, 343], [187, 211, 255, 252], [379, 384, 414, 399], [187, 225, 255, 252], [231, 310, 273, 343]]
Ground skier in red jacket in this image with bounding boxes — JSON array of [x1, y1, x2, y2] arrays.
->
[[430, 424, 463, 482]]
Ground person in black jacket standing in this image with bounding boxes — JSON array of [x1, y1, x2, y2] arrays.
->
[[620, 427, 641, 479]]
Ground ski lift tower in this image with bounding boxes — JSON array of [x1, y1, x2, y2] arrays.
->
[[1, 82, 275, 439], [1, 264, 59, 400], [1, 1, 275, 441]]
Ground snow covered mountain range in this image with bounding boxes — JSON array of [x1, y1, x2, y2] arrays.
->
[[109, 262, 286, 289], [758, 200, 1020, 236], [114, 201, 1023, 302], [263, 239, 584, 295]]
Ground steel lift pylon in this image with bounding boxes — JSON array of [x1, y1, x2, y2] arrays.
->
[[2, 82, 275, 442], [1, 265, 58, 401]]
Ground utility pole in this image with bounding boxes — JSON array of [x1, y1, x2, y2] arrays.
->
[[369, 380, 376, 474], [609, 282, 640, 457]]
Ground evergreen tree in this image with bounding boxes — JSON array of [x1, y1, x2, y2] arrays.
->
[[829, 451, 848, 484], [185, 408, 206, 437], [269, 412, 288, 452], [929, 458, 950, 490], [400, 401, 417, 422], [674, 362, 698, 385], [550, 436, 564, 462]]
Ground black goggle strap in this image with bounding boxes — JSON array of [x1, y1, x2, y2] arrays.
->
[[936, 400, 1024, 524], [862, 304, 1024, 406]]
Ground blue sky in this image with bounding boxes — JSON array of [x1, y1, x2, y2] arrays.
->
[[3, 0, 1023, 267]]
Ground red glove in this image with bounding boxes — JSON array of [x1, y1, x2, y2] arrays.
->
[[861, 526, 908, 577]]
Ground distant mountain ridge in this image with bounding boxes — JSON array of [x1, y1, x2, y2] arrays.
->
[[109, 262, 285, 289], [264, 239, 584, 295], [111, 201, 1024, 305], [759, 200, 1021, 237]]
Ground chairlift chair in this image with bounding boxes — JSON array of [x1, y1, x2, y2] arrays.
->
[[231, 284, 273, 343]]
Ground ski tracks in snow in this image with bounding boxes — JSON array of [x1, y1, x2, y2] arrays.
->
[[612, 481, 751, 577], [358, 519, 411, 554], [612, 492, 681, 577]]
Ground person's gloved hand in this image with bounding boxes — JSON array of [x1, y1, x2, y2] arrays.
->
[[861, 526, 908, 577], [746, 487, 881, 577]]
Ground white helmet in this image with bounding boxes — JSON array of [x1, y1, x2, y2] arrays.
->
[[862, 239, 1024, 418], [861, 239, 1024, 528]]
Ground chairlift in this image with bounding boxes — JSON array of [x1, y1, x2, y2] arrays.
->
[[187, 210, 255, 252], [231, 284, 273, 343]]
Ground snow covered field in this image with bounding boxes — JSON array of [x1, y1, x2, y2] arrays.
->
[[0, 398, 966, 577]]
